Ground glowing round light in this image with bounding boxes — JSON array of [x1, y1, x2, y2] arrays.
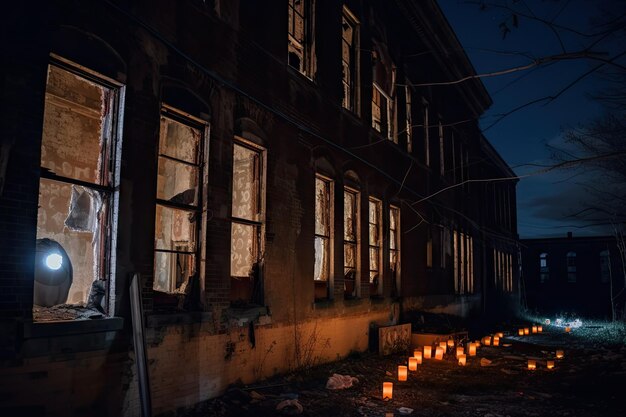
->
[[45, 253, 63, 270]]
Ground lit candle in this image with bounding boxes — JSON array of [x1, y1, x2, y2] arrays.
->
[[423, 345, 432, 359], [547, 360, 555, 370], [413, 348, 421, 358], [528, 360, 536, 370], [382, 382, 393, 400], [408, 357, 418, 371], [565, 326, 571, 333], [482, 336, 491, 346], [398, 365, 408, 381], [538, 326, 543, 333], [496, 332, 504, 338], [493, 336, 500, 346], [555, 350, 564, 359], [468, 343, 477, 356], [532, 326, 538, 334], [518, 328, 524, 336], [447, 339, 455, 348], [439, 341, 447, 350], [435, 346, 444, 360], [414, 351, 423, 364], [458, 354, 467, 366], [456, 346, 464, 358], [524, 328, 530, 335]]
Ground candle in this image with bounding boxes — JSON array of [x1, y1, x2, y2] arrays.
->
[[382, 382, 393, 400], [482, 336, 491, 346], [435, 346, 444, 360], [424, 345, 432, 359], [518, 328, 524, 336], [468, 343, 477, 356], [532, 326, 538, 334], [547, 360, 555, 370], [414, 351, 423, 364], [528, 360, 536, 370], [493, 336, 500, 346], [538, 326, 543, 333], [496, 332, 504, 338], [447, 339, 455, 348], [408, 357, 418, 371], [458, 354, 467, 366], [565, 326, 571, 333], [555, 350, 564, 359], [439, 341, 448, 350], [456, 346, 464, 358], [398, 365, 408, 381], [413, 348, 421, 358], [524, 328, 530, 335]]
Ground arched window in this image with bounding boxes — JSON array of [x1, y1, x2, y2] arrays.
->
[[566, 252, 576, 283], [539, 253, 549, 283], [600, 250, 610, 283]]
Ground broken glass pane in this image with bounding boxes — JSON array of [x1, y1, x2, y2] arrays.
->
[[231, 222, 257, 277], [314, 236, 328, 281], [232, 144, 259, 221], [344, 242, 356, 269], [315, 178, 329, 236], [154, 205, 196, 252], [154, 251, 194, 293], [157, 157, 198, 205], [344, 190, 356, 241], [159, 117, 200, 164], [41, 65, 109, 185]]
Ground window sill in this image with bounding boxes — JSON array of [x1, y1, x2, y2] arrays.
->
[[24, 316, 124, 339]]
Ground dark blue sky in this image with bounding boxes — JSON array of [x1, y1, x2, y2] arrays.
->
[[437, 0, 624, 238]]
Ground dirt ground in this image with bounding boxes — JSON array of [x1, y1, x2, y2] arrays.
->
[[192, 323, 626, 417]]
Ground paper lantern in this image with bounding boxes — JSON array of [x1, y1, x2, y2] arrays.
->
[[482, 336, 491, 346], [423, 345, 432, 359], [398, 365, 408, 381], [555, 350, 564, 359], [408, 357, 418, 371], [496, 332, 504, 338], [447, 339, 455, 348], [414, 351, 423, 364], [518, 328, 524, 336], [493, 336, 500, 346], [538, 326, 543, 333], [456, 346, 464, 358], [413, 348, 421, 358], [468, 343, 477, 356], [528, 360, 536, 370], [547, 360, 555, 370], [435, 346, 444, 360], [458, 354, 467, 366], [439, 341, 448, 350], [524, 328, 530, 335], [532, 326, 538, 334], [383, 382, 393, 400], [565, 326, 571, 333]]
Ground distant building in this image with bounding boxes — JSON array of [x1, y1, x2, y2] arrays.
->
[[521, 233, 624, 319], [0, 1, 518, 415]]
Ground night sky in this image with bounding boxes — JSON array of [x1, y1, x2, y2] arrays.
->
[[438, 0, 625, 238]]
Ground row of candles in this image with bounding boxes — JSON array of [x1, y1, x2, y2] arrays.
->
[[517, 325, 543, 335], [382, 333, 565, 399]]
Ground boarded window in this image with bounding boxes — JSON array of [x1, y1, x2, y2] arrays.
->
[[154, 113, 204, 294], [34, 62, 120, 316], [369, 198, 382, 295]]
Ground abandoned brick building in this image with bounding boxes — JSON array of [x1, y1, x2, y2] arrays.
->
[[521, 233, 625, 319], [0, 0, 519, 415]]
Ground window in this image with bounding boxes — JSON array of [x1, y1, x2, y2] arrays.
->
[[423, 101, 430, 166], [154, 110, 206, 295], [453, 231, 458, 293], [372, 84, 391, 137], [288, 0, 316, 77], [389, 205, 401, 294], [452, 230, 474, 294], [539, 252, 549, 283], [230, 140, 266, 303], [344, 188, 359, 298], [405, 85, 413, 153], [371, 44, 396, 141], [426, 234, 433, 268], [369, 198, 382, 296], [34, 60, 122, 318], [566, 251, 576, 283], [341, 6, 360, 112], [439, 120, 445, 176], [314, 176, 333, 299], [600, 250, 610, 283]]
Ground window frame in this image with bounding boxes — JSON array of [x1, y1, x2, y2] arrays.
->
[[341, 6, 360, 113], [343, 186, 360, 298], [368, 197, 383, 296], [566, 251, 577, 283], [314, 174, 334, 300], [287, 0, 315, 78], [404, 85, 413, 153], [389, 205, 401, 294], [539, 252, 549, 283], [36, 56, 124, 316]]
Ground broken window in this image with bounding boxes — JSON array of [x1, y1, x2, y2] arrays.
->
[[314, 176, 332, 299], [566, 251, 576, 283], [230, 141, 265, 304], [344, 188, 359, 298], [371, 44, 396, 141], [341, 6, 360, 112], [34, 60, 121, 320], [368, 198, 382, 296], [539, 252, 549, 283], [389, 205, 400, 293], [153, 111, 205, 295], [288, 0, 316, 78], [405, 85, 413, 153]]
